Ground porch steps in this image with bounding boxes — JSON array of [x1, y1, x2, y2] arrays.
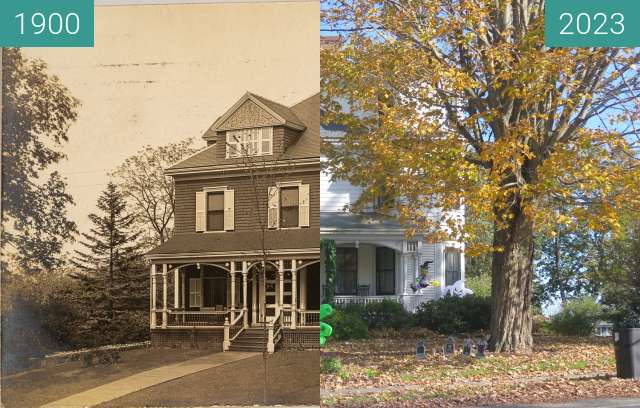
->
[[229, 327, 271, 352]]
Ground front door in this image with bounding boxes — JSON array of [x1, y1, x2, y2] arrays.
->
[[262, 268, 278, 323]]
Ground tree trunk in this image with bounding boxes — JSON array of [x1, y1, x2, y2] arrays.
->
[[490, 203, 535, 353]]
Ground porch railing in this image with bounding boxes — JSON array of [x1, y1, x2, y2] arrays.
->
[[152, 309, 230, 328], [268, 309, 283, 353], [297, 310, 320, 326], [333, 295, 402, 306], [223, 310, 245, 350]]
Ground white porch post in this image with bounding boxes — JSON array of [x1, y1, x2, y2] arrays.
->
[[291, 260, 297, 329], [162, 264, 168, 328], [278, 260, 284, 312], [260, 263, 266, 321], [230, 262, 236, 321], [252, 266, 257, 324], [174, 267, 180, 308], [300, 266, 307, 326], [181, 270, 186, 308], [150, 264, 157, 329], [242, 261, 248, 328]]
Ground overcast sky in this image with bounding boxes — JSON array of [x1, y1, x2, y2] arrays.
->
[[23, 1, 319, 253]]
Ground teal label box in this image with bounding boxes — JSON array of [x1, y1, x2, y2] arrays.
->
[[0, 0, 94, 47], [545, 0, 640, 47]]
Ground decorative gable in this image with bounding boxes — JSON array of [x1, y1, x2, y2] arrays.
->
[[218, 100, 281, 131]]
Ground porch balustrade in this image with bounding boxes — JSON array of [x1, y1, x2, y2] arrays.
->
[[223, 310, 245, 351], [297, 310, 320, 326], [152, 309, 230, 327], [333, 295, 402, 306]]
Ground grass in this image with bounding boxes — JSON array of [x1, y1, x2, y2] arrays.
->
[[1, 347, 214, 408], [97, 350, 320, 406]]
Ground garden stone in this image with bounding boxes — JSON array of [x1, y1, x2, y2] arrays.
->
[[476, 338, 487, 359], [445, 336, 455, 354], [415, 341, 426, 359], [463, 336, 473, 356]]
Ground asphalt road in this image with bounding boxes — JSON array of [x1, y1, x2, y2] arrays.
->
[[504, 398, 640, 408]]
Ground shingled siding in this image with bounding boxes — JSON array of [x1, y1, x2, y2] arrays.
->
[[173, 169, 320, 234]]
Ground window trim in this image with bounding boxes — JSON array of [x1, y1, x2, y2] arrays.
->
[[206, 191, 225, 232], [225, 127, 273, 158], [274, 181, 304, 230], [201, 186, 230, 233], [335, 247, 358, 296], [376, 246, 396, 295], [444, 248, 462, 286], [279, 186, 300, 229]]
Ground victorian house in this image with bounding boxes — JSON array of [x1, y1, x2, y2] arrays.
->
[[147, 92, 320, 352], [320, 37, 465, 313]]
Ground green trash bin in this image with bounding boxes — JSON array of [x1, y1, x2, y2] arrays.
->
[[614, 328, 640, 379]]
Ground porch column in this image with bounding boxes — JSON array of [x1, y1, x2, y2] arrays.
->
[[278, 260, 284, 312], [181, 270, 186, 308], [242, 261, 248, 328], [260, 262, 266, 321], [174, 267, 180, 308], [230, 262, 236, 321], [291, 260, 297, 329], [150, 264, 157, 329], [252, 266, 257, 324], [300, 266, 307, 325], [162, 264, 168, 328]]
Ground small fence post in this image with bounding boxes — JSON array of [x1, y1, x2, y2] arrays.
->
[[267, 323, 275, 354], [223, 317, 231, 351]]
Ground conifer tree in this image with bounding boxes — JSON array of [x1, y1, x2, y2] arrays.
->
[[71, 182, 148, 345]]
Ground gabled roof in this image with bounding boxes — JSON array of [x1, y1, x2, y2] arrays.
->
[[203, 92, 305, 140], [167, 92, 320, 173]]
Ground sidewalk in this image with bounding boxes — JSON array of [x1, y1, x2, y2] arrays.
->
[[40, 351, 257, 408], [505, 398, 640, 407]]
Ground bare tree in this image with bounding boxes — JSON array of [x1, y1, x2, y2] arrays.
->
[[111, 139, 197, 247]]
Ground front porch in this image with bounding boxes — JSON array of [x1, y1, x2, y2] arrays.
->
[[149, 259, 320, 352]]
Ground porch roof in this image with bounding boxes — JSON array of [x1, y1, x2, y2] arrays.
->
[[146, 227, 320, 258], [320, 212, 405, 231]]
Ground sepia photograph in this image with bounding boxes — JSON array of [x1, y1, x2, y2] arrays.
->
[[2, 1, 320, 407]]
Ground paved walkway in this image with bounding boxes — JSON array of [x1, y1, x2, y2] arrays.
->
[[41, 351, 258, 408]]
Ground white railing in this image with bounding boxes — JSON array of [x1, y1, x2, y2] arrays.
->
[[223, 311, 245, 351], [152, 309, 230, 328], [298, 310, 320, 326], [267, 309, 283, 353], [333, 295, 402, 306]]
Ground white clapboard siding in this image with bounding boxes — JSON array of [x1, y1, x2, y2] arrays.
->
[[224, 189, 234, 231], [298, 184, 310, 227], [195, 191, 206, 232], [268, 186, 279, 228]]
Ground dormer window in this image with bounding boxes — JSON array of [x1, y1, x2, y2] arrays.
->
[[226, 127, 273, 158]]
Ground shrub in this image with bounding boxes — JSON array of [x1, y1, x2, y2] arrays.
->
[[321, 356, 342, 374], [465, 274, 492, 298], [324, 309, 369, 341], [550, 297, 603, 336], [361, 300, 413, 329], [414, 295, 491, 334]]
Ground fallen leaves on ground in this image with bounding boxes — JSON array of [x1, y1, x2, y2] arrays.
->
[[320, 332, 637, 407]]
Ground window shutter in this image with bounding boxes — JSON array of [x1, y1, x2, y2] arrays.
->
[[298, 184, 310, 227], [195, 191, 206, 232], [268, 186, 279, 229], [189, 278, 202, 307], [224, 189, 234, 231]]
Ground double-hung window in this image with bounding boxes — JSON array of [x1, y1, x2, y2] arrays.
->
[[444, 249, 461, 286], [280, 186, 299, 228], [207, 192, 224, 231], [226, 127, 273, 158]]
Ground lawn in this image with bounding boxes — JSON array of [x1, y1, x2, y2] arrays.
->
[[97, 350, 320, 406], [321, 330, 640, 407], [1, 347, 214, 408]]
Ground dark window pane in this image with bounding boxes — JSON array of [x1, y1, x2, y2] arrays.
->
[[207, 212, 224, 231], [203, 278, 227, 308], [336, 247, 357, 295], [280, 207, 299, 228], [376, 247, 395, 295], [445, 251, 461, 286]]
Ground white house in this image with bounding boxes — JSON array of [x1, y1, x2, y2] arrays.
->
[[319, 121, 466, 313]]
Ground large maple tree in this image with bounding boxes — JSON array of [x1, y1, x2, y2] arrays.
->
[[321, 0, 640, 352]]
